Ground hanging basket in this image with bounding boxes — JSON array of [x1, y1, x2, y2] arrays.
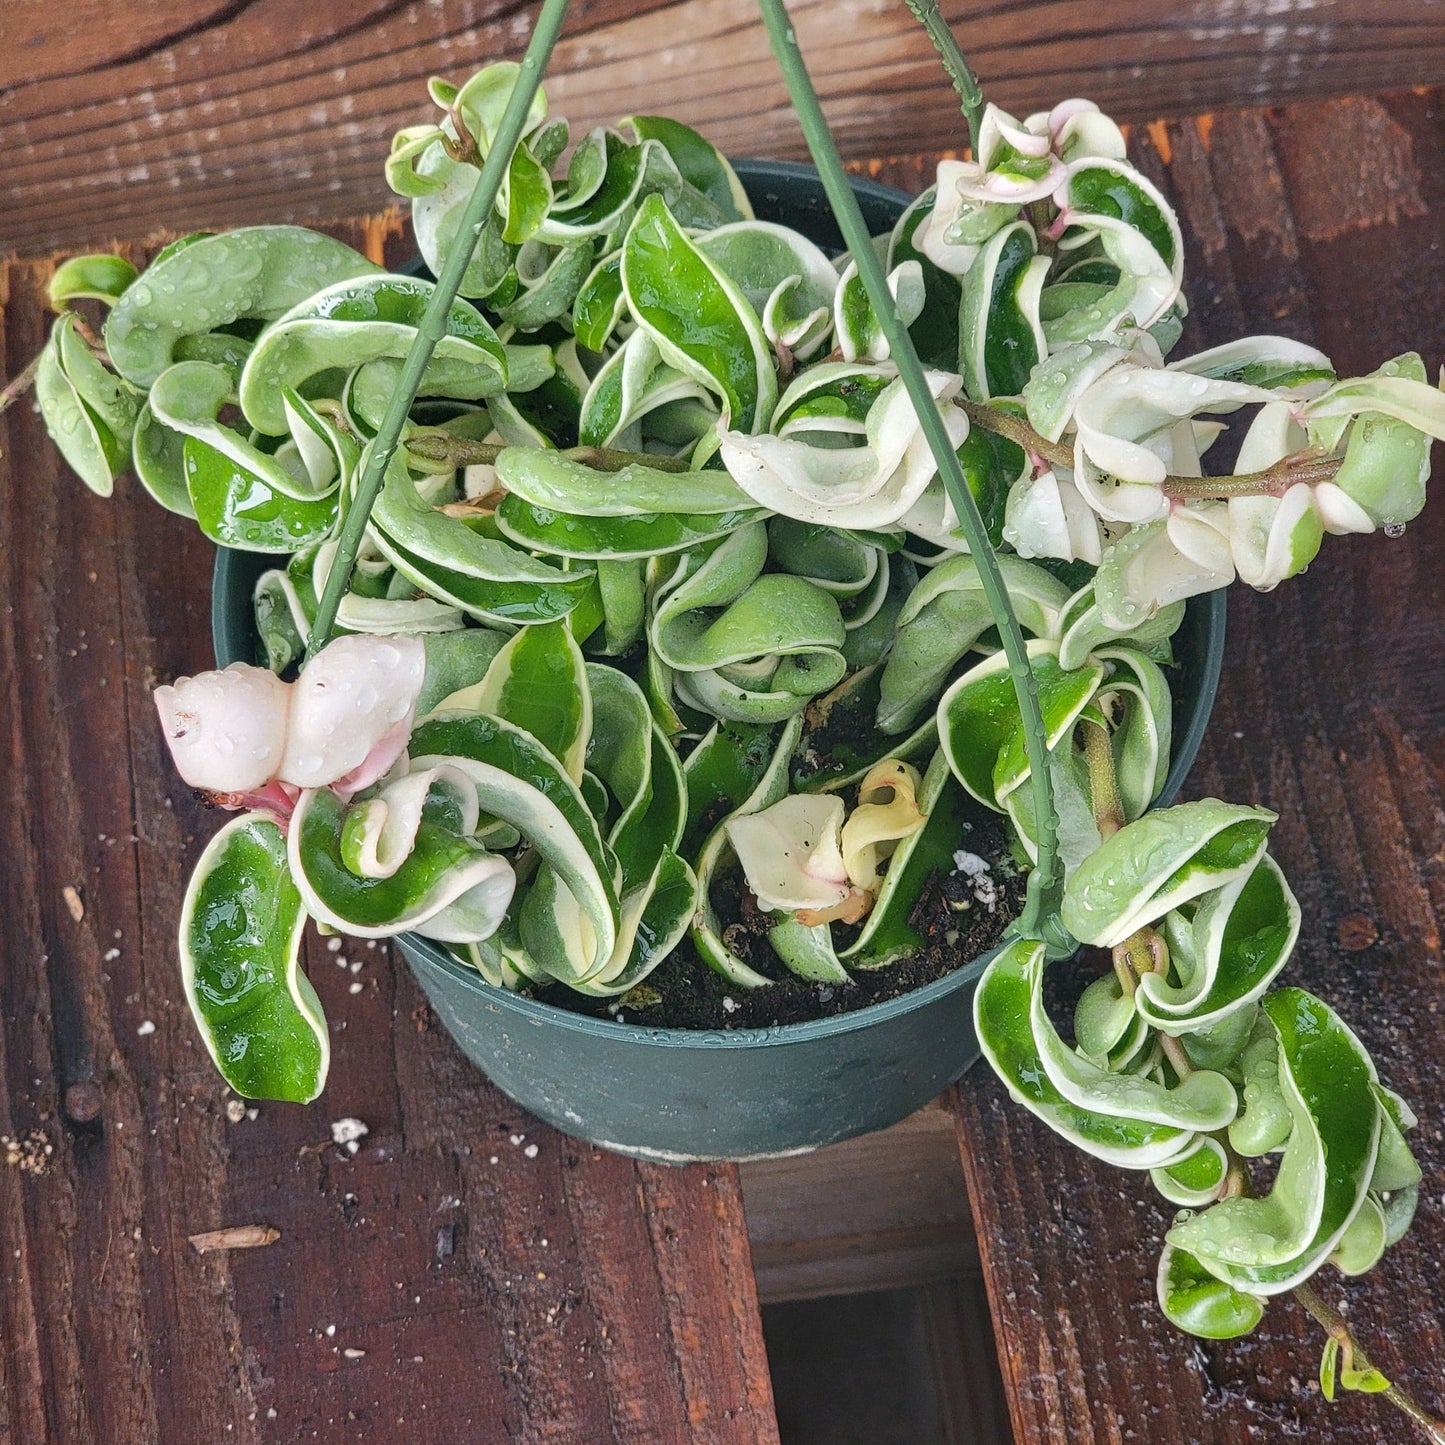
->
[[211, 159, 1226, 1160]]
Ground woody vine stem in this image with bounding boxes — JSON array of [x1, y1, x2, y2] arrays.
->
[[955, 396, 1346, 499]]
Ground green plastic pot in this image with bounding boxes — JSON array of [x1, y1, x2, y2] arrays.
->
[[212, 160, 1226, 1162]]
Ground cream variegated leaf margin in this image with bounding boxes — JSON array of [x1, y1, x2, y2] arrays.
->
[[180, 812, 329, 1104], [718, 370, 968, 529], [1062, 799, 1274, 949]]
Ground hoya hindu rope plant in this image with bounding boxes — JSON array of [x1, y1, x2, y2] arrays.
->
[[19, 0, 1445, 1431]]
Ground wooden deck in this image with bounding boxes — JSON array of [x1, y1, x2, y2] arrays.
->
[[3, 7, 1445, 1441]]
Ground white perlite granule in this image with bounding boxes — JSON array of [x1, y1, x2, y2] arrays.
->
[[952, 849, 1000, 911]]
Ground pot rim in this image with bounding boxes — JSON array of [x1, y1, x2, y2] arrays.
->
[[210, 155, 1229, 1052], [401, 928, 1007, 1049]]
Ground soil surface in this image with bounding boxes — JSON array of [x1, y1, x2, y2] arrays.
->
[[532, 810, 1027, 1031]]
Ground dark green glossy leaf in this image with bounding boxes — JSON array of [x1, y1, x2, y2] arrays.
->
[[49, 253, 138, 309], [179, 813, 327, 1103], [1157, 1244, 1264, 1340], [628, 114, 749, 220], [621, 193, 776, 431], [105, 225, 380, 387], [184, 435, 337, 552]]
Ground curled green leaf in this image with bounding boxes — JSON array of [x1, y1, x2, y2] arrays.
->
[[1157, 1243, 1264, 1340], [650, 523, 847, 724], [448, 619, 592, 783], [957, 219, 1048, 399], [290, 783, 515, 941], [238, 275, 511, 435], [974, 938, 1197, 1168], [621, 193, 777, 431], [879, 553, 1069, 733], [1061, 800, 1275, 949], [1134, 853, 1299, 1035], [105, 226, 380, 387], [626, 114, 751, 221], [370, 449, 594, 625], [1167, 988, 1383, 1295], [34, 316, 139, 496], [49, 253, 139, 309], [937, 641, 1102, 812], [179, 813, 328, 1104]]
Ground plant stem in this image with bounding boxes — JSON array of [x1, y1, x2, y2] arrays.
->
[[956, 397, 1071, 469], [0, 351, 41, 417], [1081, 714, 1194, 1071], [757, 0, 1067, 948], [1109, 923, 1193, 1074], [1156, 1025, 1194, 1078], [1160, 456, 1341, 498], [303, 0, 573, 661], [902, 0, 986, 154], [405, 432, 691, 473], [1080, 717, 1123, 838], [1293, 1282, 1445, 1443], [957, 395, 1342, 500]]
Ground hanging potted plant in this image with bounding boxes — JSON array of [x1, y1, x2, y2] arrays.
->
[[22, 0, 1444, 1432]]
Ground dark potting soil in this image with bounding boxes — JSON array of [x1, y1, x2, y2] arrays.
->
[[530, 810, 1026, 1032]]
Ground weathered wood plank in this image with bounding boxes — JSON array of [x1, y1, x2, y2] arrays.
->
[[5, 1, 1445, 256], [740, 1099, 978, 1304], [953, 89, 1445, 1445], [0, 227, 780, 1445]]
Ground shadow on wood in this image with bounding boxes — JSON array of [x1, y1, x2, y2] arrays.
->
[[763, 1280, 1013, 1445], [740, 1098, 977, 1304]]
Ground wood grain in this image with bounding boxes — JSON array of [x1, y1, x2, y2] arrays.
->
[[0, 223, 780, 1445], [5, 1, 1445, 257], [952, 89, 1445, 1445], [740, 1097, 978, 1303]]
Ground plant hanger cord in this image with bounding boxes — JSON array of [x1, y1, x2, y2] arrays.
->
[[755, 0, 1066, 946], [303, 0, 574, 661], [903, 0, 985, 153]]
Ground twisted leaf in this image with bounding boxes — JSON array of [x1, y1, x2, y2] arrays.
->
[[879, 552, 1070, 733], [1134, 853, 1299, 1034], [179, 813, 328, 1103], [975, 938, 1197, 1168], [1167, 989, 1383, 1295], [238, 275, 511, 434], [370, 449, 594, 625], [621, 193, 777, 431], [937, 641, 1102, 812], [650, 523, 847, 723], [105, 226, 379, 387], [957, 219, 1048, 399], [1061, 800, 1275, 949]]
